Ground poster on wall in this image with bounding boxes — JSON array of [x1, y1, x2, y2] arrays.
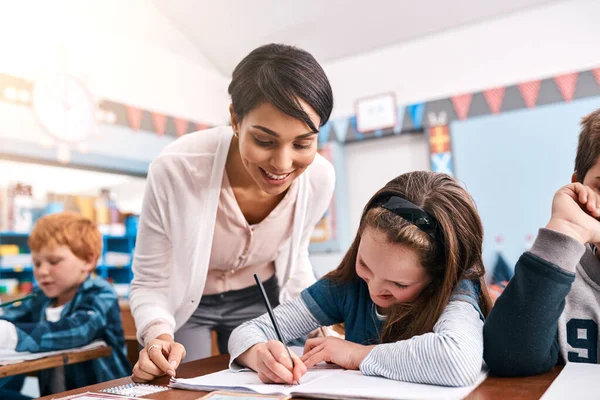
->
[[355, 92, 397, 133], [310, 144, 336, 244]]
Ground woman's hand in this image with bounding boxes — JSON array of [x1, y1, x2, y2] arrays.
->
[[301, 337, 374, 370], [132, 334, 186, 382], [236, 340, 307, 384]]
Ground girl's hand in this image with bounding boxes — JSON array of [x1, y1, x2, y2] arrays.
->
[[132, 334, 186, 382], [301, 337, 374, 370], [236, 340, 307, 384], [546, 183, 600, 244]]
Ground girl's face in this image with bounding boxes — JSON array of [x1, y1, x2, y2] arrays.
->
[[231, 100, 320, 196], [355, 227, 432, 309]]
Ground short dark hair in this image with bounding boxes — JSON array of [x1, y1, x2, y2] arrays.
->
[[228, 43, 333, 132], [575, 108, 600, 182]]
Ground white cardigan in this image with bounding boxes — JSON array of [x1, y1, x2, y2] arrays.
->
[[129, 127, 335, 343]]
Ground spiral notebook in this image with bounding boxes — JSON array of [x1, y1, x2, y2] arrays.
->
[[99, 383, 170, 397]]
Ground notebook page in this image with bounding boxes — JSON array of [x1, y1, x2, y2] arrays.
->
[[169, 367, 344, 395], [292, 369, 488, 400]]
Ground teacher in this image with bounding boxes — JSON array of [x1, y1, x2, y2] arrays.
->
[[129, 43, 335, 382]]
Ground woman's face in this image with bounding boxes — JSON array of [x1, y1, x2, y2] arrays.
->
[[231, 100, 321, 196]]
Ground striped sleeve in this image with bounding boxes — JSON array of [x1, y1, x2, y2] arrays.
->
[[360, 301, 484, 387], [228, 296, 321, 371]]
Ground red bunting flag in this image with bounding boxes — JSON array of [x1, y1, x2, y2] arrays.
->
[[126, 106, 143, 131], [593, 68, 600, 88], [151, 112, 167, 136], [173, 118, 189, 137], [518, 80, 541, 109], [483, 87, 505, 114], [195, 122, 209, 131], [451, 94, 472, 121], [554, 73, 578, 102]]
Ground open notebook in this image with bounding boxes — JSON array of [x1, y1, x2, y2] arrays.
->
[[170, 347, 486, 400], [0, 340, 107, 365]]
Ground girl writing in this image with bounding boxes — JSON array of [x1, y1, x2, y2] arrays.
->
[[228, 171, 492, 387]]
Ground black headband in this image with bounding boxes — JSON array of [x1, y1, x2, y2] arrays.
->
[[371, 195, 443, 242]]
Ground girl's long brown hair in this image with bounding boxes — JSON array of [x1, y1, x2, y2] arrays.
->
[[327, 171, 492, 343]]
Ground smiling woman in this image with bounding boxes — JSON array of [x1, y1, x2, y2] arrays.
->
[[128, 43, 336, 383]]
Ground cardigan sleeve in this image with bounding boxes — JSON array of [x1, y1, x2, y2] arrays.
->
[[278, 155, 336, 302], [129, 164, 177, 344]]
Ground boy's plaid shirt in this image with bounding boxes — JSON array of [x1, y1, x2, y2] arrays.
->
[[1, 276, 131, 394]]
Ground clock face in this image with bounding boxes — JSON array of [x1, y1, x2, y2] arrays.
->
[[32, 73, 96, 144]]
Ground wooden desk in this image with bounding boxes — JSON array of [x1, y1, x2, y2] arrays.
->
[[38, 355, 562, 400], [119, 300, 140, 366], [0, 346, 112, 378]]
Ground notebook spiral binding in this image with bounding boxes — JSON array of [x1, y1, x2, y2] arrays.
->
[[99, 382, 170, 397]]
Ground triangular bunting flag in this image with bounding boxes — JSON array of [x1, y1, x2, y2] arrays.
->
[[173, 118, 189, 137], [518, 80, 541, 108], [554, 72, 579, 102], [483, 87, 505, 114], [331, 118, 349, 143], [349, 116, 364, 141], [491, 252, 513, 284], [451, 94, 473, 121], [349, 116, 357, 131], [407, 103, 425, 130], [593, 68, 600, 87], [151, 112, 167, 136], [394, 106, 406, 134], [318, 123, 332, 144], [126, 105, 143, 131], [196, 122, 209, 131], [427, 111, 448, 127]]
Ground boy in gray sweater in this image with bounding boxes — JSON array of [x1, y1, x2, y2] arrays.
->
[[484, 108, 600, 375]]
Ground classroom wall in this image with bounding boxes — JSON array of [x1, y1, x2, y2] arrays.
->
[[0, 0, 231, 209], [0, 0, 230, 124], [323, 0, 600, 119], [452, 95, 600, 271], [309, 134, 430, 276], [310, 0, 600, 276], [0, 103, 174, 170]]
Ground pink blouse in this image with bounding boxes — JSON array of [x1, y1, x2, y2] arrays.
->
[[203, 171, 298, 295]]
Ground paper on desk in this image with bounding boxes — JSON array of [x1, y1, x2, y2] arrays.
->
[[540, 362, 600, 400], [170, 364, 487, 400], [294, 369, 487, 400], [0, 340, 107, 365]]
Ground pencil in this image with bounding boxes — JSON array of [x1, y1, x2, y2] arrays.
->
[[0, 293, 36, 308], [253, 274, 295, 368]]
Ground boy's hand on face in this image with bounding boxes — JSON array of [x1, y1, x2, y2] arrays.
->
[[301, 337, 375, 371], [547, 183, 600, 244]]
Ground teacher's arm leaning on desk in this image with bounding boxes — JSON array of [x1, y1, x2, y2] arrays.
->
[[36, 355, 564, 400]]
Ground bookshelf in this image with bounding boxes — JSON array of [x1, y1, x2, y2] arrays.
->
[[0, 231, 136, 299]]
